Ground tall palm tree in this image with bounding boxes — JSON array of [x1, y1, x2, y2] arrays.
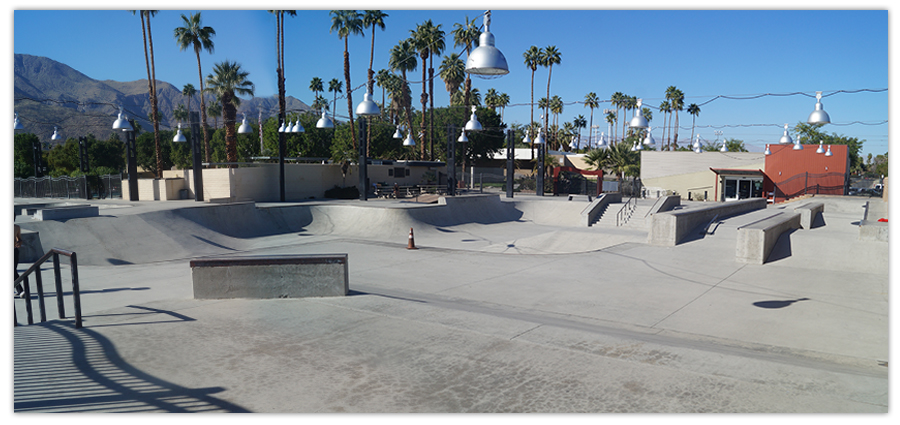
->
[[451, 16, 479, 111], [622, 96, 636, 138], [522, 45, 542, 159], [687, 103, 701, 145], [173, 104, 188, 124], [439, 53, 465, 103], [666, 86, 684, 149], [389, 39, 418, 158], [426, 22, 445, 161], [309, 77, 323, 112], [605, 111, 616, 146], [182, 83, 196, 118], [133, 10, 162, 178], [549, 95, 563, 147], [610, 92, 624, 143], [330, 10, 364, 151], [658, 100, 670, 150], [540, 45, 561, 133], [174, 12, 216, 163], [313, 95, 330, 115], [207, 102, 222, 129], [328, 78, 342, 121], [268, 10, 297, 156], [411, 20, 441, 157], [584, 139, 639, 183], [573, 115, 587, 150], [583, 92, 599, 148], [484, 88, 499, 112], [497, 92, 510, 123], [375, 69, 391, 113], [205, 61, 254, 165], [362, 10, 388, 95]]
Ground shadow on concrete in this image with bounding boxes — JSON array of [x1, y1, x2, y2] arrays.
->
[[193, 235, 238, 251], [753, 298, 810, 309], [810, 213, 826, 229], [106, 258, 134, 266], [14, 320, 250, 412], [765, 229, 796, 263]]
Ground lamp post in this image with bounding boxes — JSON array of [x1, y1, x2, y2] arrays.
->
[[188, 111, 204, 201], [533, 124, 546, 196], [355, 89, 381, 201], [505, 129, 514, 199], [78, 136, 90, 200]]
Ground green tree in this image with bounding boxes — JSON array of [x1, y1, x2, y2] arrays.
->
[[132, 10, 162, 179], [182, 83, 196, 116], [793, 122, 865, 174], [268, 10, 297, 162], [584, 138, 640, 182], [539, 45, 561, 133], [309, 76, 324, 112], [205, 60, 255, 165], [328, 78, 342, 121], [439, 53, 465, 103], [389, 38, 418, 158], [174, 11, 216, 163], [330, 10, 363, 151], [658, 100, 670, 150], [362, 10, 388, 96], [583, 92, 599, 148], [451, 16, 479, 111], [573, 115, 587, 150], [687, 103, 701, 144], [609, 92, 625, 143], [666, 86, 684, 149], [207, 102, 222, 129]]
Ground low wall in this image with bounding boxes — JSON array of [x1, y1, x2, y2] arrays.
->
[[34, 205, 99, 221], [581, 192, 622, 226], [793, 202, 824, 229], [191, 255, 349, 299], [735, 212, 801, 264], [649, 198, 766, 246], [17, 229, 44, 263], [648, 195, 681, 216]]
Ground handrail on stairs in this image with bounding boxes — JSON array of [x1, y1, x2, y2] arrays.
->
[[616, 195, 638, 227], [14, 248, 82, 328]]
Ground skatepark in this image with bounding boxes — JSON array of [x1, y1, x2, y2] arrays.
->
[[12, 192, 889, 412]]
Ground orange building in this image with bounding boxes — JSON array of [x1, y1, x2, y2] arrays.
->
[[764, 144, 849, 203]]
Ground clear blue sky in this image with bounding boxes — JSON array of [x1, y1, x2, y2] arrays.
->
[[9, 3, 891, 157]]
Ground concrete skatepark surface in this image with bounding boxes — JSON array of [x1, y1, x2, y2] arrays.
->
[[11, 193, 890, 413]]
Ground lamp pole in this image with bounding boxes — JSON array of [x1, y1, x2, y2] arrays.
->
[[447, 124, 457, 196], [358, 118, 368, 201], [125, 120, 139, 201], [505, 129, 514, 198], [78, 136, 90, 200], [189, 111, 204, 202]]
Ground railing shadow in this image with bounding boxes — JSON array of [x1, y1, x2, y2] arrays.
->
[[14, 318, 250, 412]]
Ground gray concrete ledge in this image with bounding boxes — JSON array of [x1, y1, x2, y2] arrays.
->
[[735, 212, 801, 264], [34, 205, 99, 221], [191, 254, 349, 299], [581, 192, 622, 226], [793, 202, 824, 229], [649, 198, 766, 246]]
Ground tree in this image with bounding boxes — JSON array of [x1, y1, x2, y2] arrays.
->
[[687, 103, 701, 144], [174, 12, 216, 163], [330, 10, 363, 151], [205, 60, 254, 165], [182, 83, 196, 117], [389, 38, 418, 158], [207, 102, 222, 129], [375, 68, 391, 112], [540, 45, 561, 134], [439, 53, 465, 102], [666, 86, 684, 149], [268, 10, 297, 164], [658, 100, 670, 150], [362, 10, 388, 96], [605, 111, 616, 146], [309, 77, 324, 112], [793, 122, 866, 174], [584, 138, 640, 183], [610, 92, 625, 143], [583, 92, 599, 148], [451, 16, 479, 111], [573, 115, 587, 150], [173, 104, 188, 124], [328, 78, 342, 121], [411, 19, 443, 159], [132, 10, 162, 178], [497, 92, 510, 123]]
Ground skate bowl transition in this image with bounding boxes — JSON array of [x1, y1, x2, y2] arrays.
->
[[17, 194, 650, 267]]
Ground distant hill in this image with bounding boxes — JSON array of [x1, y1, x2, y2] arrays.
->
[[14, 54, 310, 144]]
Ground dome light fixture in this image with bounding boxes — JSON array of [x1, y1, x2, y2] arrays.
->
[[807, 91, 831, 125], [778, 123, 793, 144], [764, 144, 772, 155], [14, 113, 24, 130], [816, 140, 825, 154], [238, 114, 252, 134], [113, 106, 133, 131], [628, 99, 649, 129], [465, 10, 509, 76], [403, 132, 415, 146], [316, 111, 334, 129], [642, 129, 655, 146], [824, 145, 833, 157], [173, 123, 188, 142], [392, 125, 403, 139], [355, 90, 381, 117], [793, 141, 804, 151], [50, 126, 62, 141], [534, 129, 546, 145], [458, 128, 469, 143], [465, 106, 482, 131], [291, 119, 304, 133]]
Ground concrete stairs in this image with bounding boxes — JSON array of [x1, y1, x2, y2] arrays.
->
[[591, 200, 655, 229]]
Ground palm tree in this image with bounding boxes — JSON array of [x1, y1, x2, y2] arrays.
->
[[497, 92, 510, 123], [451, 16, 479, 111], [207, 102, 222, 129], [375, 69, 391, 113], [205, 61, 254, 165], [174, 12, 216, 163], [173, 104, 188, 124], [585, 139, 639, 183], [583, 92, 599, 148], [362, 10, 388, 95], [549, 95, 564, 148], [309, 77, 323, 112], [666, 86, 684, 149], [573, 115, 587, 150], [687, 103, 701, 145], [132, 10, 162, 178], [439, 53, 465, 103], [658, 100, 670, 150], [330, 10, 364, 151], [389, 39, 418, 158], [425, 22, 445, 161], [268, 10, 296, 158], [313, 95, 330, 115], [622, 95, 636, 138], [327, 78, 343, 122], [484, 88, 499, 112], [411, 20, 442, 158], [182, 83, 196, 117], [540, 45, 561, 133], [610, 92, 624, 143], [605, 111, 616, 146]]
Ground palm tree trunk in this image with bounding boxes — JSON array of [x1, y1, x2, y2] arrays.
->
[[419, 52, 428, 160], [144, 13, 163, 179], [344, 38, 357, 151], [428, 56, 435, 162], [196, 50, 210, 163], [588, 109, 594, 149], [368, 27, 376, 95], [530, 69, 535, 160], [223, 93, 237, 165]]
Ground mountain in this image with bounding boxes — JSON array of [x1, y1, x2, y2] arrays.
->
[[14, 54, 310, 144]]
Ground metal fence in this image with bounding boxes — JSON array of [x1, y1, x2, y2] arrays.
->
[[14, 174, 122, 200]]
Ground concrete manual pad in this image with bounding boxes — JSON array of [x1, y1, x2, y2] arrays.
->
[[12, 194, 889, 413]]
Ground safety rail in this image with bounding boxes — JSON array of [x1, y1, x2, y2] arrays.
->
[[616, 195, 638, 227], [14, 248, 82, 328]]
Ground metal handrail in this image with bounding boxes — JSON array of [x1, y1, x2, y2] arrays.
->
[[616, 195, 638, 227], [14, 248, 82, 328]]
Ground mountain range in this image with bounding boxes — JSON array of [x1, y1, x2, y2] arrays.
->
[[14, 54, 311, 144]]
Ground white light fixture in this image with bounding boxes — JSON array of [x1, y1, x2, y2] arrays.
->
[[633, 141, 643, 151], [403, 133, 415, 146], [534, 129, 546, 145], [693, 134, 702, 149], [458, 128, 469, 143], [778, 123, 793, 144], [522, 131, 532, 145], [355, 90, 381, 117], [113, 106, 133, 131], [807, 91, 831, 124], [793, 141, 803, 151], [764, 144, 771, 155], [598, 132, 607, 148], [642, 129, 655, 146], [393, 125, 403, 139], [720, 141, 728, 152], [316, 111, 334, 129], [14, 113, 24, 130], [278, 121, 286, 132], [50, 127, 62, 141], [465, 106, 482, 131], [628, 99, 649, 129], [173, 123, 188, 142], [825, 145, 833, 157], [238, 114, 252, 134], [465, 10, 509, 76], [816, 140, 825, 154], [292, 119, 304, 133]]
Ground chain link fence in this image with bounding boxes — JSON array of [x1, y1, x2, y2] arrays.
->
[[14, 175, 123, 200]]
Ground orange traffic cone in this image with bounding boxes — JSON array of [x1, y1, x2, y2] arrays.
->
[[407, 227, 418, 250]]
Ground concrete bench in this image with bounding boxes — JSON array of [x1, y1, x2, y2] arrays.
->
[[15, 203, 58, 216], [191, 255, 349, 299], [649, 198, 767, 246], [33, 205, 99, 221], [735, 212, 801, 264], [793, 202, 824, 229]]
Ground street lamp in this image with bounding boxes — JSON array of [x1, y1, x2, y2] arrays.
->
[[14, 113, 24, 130], [316, 111, 335, 129], [355, 91, 381, 201], [628, 99, 649, 130], [778, 124, 793, 144], [173, 123, 188, 142], [50, 127, 62, 141], [816, 140, 825, 154], [114, 113, 138, 201], [807, 91, 831, 125], [238, 113, 252, 134], [113, 106, 133, 131], [465, 10, 509, 76]]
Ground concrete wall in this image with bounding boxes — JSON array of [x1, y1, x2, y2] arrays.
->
[[649, 198, 767, 246], [735, 212, 801, 264], [191, 255, 349, 299], [641, 151, 765, 201]]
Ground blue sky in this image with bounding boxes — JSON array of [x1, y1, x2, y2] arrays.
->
[[9, 3, 891, 157]]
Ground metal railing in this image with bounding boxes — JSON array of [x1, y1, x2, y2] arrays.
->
[[14, 174, 122, 199], [616, 195, 638, 227], [14, 249, 82, 329]]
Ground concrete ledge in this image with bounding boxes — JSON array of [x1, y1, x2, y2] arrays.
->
[[191, 254, 349, 299], [735, 212, 801, 264], [34, 205, 99, 221], [649, 198, 766, 246], [581, 192, 622, 227], [648, 195, 681, 216], [793, 202, 824, 229], [17, 229, 44, 262], [15, 203, 59, 216]]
